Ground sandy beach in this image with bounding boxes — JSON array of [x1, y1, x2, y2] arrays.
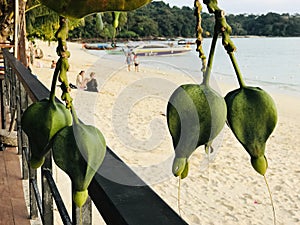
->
[[29, 40, 300, 225]]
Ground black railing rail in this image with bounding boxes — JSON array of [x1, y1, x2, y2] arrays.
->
[[2, 48, 188, 225]]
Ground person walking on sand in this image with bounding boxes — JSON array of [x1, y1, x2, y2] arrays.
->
[[86, 72, 99, 92], [133, 52, 139, 72]]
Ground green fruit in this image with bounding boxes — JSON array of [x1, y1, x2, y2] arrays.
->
[[39, 0, 152, 18], [167, 84, 227, 178], [112, 12, 121, 28], [96, 13, 104, 30], [21, 99, 72, 169], [225, 86, 277, 175], [52, 118, 106, 207]]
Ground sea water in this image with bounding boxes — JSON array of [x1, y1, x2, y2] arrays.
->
[[89, 37, 300, 96]]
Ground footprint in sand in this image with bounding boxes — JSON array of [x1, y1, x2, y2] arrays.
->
[[273, 185, 282, 191], [217, 198, 235, 211], [187, 214, 201, 224]]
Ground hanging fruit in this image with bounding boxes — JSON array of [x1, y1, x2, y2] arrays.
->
[[52, 107, 106, 207], [21, 99, 72, 168], [167, 2, 227, 180], [225, 86, 277, 175], [202, 1, 277, 223], [167, 84, 226, 179]]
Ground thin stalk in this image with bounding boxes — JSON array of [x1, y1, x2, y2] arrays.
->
[[49, 66, 59, 103], [202, 31, 219, 86], [177, 176, 182, 217], [228, 52, 246, 88], [112, 29, 116, 46], [264, 175, 277, 225], [79, 207, 83, 225], [70, 104, 79, 125]]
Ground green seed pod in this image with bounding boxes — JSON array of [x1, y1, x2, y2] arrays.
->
[[39, 0, 152, 18], [96, 13, 104, 31], [52, 118, 106, 208], [225, 86, 277, 175], [167, 84, 227, 179], [21, 99, 72, 168], [112, 12, 121, 28]]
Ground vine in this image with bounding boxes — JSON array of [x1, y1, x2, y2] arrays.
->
[[194, 0, 206, 72], [54, 16, 73, 109]]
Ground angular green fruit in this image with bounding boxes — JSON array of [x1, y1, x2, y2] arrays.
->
[[39, 0, 152, 18], [225, 86, 277, 175], [21, 99, 72, 168], [52, 120, 106, 207], [167, 84, 227, 178]]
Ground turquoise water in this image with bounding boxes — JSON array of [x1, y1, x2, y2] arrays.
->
[[90, 37, 300, 96]]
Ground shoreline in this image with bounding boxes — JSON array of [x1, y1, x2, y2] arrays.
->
[[30, 40, 300, 225]]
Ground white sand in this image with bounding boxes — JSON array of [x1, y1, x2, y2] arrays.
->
[[29, 40, 300, 225]]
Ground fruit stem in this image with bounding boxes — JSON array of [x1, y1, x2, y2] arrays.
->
[[203, 1, 247, 88], [70, 104, 80, 125], [49, 66, 59, 103], [49, 16, 68, 104], [202, 31, 219, 86], [113, 29, 116, 47], [264, 175, 277, 225], [228, 52, 246, 88]]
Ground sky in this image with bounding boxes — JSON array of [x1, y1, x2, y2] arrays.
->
[[156, 0, 300, 15]]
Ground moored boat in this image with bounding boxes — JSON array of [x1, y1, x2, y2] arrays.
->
[[132, 43, 192, 56], [177, 39, 196, 45], [83, 43, 115, 50]]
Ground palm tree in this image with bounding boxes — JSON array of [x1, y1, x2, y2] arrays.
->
[[0, 0, 15, 43]]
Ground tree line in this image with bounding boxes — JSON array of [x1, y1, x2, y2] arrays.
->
[[25, 1, 300, 43]]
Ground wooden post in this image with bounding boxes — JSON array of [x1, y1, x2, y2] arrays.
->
[[14, 0, 19, 58], [42, 152, 54, 224], [20, 82, 29, 179], [72, 191, 92, 225], [0, 73, 4, 129], [29, 165, 39, 220]]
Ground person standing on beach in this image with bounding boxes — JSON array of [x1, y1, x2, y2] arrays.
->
[[125, 51, 132, 71], [86, 72, 99, 92], [132, 52, 139, 72], [51, 60, 56, 69], [26, 42, 34, 70]]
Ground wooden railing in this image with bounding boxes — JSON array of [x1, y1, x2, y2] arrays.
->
[[1, 48, 188, 225]]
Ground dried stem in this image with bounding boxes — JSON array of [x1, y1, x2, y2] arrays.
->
[[194, 0, 207, 72]]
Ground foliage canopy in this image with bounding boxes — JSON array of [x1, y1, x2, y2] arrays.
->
[[24, 1, 300, 42]]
